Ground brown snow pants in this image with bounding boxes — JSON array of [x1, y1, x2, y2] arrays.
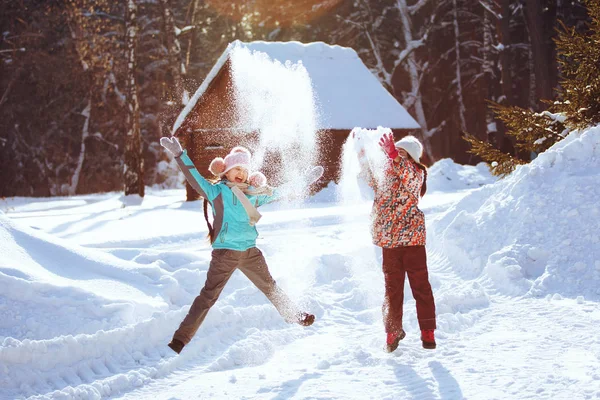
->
[[382, 245, 436, 332], [173, 247, 299, 345]]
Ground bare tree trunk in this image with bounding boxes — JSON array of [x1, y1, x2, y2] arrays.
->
[[68, 97, 91, 195], [482, 9, 497, 143], [186, 0, 202, 71], [523, 0, 553, 107], [159, 0, 184, 138], [66, 15, 92, 196], [493, 0, 513, 153], [160, 0, 183, 100], [396, 0, 434, 162], [528, 32, 537, 109], [452, 0, 467, 134], [498, 0, 513, 105], [124, 0, 144, 197]]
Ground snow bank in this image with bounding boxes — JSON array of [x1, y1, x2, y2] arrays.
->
[[431, 126, 600, 300], [0, 214, 171, 340], [0, 211, 319, 399], [428, 158, 496, 192]]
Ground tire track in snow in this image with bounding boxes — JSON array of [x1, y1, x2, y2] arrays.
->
[[1, 303, 316, 400]]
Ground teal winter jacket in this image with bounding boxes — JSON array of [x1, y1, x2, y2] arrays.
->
[[176, 150, 281, 251]]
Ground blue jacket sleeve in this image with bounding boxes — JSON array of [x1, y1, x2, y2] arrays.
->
[[255, 188, 283, 207], [175, 150, 221, 201]]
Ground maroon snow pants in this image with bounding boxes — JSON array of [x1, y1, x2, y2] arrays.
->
[[382, 245, 436, 333], [173, 248, 299, 345]]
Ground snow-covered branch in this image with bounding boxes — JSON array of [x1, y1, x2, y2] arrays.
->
[[479, 0, 501, 20], [408, 0, 431, 16]]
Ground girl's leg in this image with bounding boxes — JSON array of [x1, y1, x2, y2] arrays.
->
[[173, 249, 240, 345], [238, 247, 300, 323], [382, 247, 406, 333], [403, 246, 436, 330]]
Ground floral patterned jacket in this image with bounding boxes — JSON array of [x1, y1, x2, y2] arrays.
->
[[364, 156, 426, 248]]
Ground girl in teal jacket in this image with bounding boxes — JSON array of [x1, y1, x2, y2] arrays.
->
[[160, 137, 322, 354]]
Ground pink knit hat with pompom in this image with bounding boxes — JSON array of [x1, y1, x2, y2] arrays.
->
[[208, 146, 268, 187], [208, 146, 251, 177]]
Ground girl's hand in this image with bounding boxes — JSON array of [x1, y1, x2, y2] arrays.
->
[[248, 171, 267, 188], [379, 133, 398, 160], [303, 166, 324, 186], [160, 136, 183, 157]]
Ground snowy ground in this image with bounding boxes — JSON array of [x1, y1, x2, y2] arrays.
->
[[1, 127, 600, 400]]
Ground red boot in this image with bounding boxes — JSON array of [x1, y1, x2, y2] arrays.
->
[[386, 329, 406, 353], [421, 329, 436, 349], [297, 312, 315, 326], [168, 338, 185, 354]]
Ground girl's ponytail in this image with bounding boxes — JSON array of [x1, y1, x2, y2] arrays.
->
[[404, 153, 428, 197], [202, 176, 220, 244], [415, 162, 428, 197], [203, 199, 215, 243]]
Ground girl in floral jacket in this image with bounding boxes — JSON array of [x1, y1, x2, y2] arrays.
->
[[360, 132, 436, 352]]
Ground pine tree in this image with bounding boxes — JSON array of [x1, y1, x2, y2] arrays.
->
[[554, 0, 600, 130], [465, 0, 598, 177], [464, 134, 526, 177]]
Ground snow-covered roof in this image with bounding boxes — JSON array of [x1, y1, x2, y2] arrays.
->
[[172, 40, 420, 134]]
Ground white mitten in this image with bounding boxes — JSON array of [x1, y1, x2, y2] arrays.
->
[[248, 171, 267, 188], [160, 136, 183, 157], [303, 166, 324, 186]]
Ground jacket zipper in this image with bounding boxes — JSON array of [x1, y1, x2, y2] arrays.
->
[[220, 222, 228, 243]]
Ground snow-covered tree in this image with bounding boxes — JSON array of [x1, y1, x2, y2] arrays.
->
[[65, 0, 118, 195], [332, 0, 436, 160]]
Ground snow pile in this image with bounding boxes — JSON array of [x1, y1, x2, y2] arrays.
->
[[0, 214, 169, 339], [428, 158, 496, 192], [432, 126, 600, 300]]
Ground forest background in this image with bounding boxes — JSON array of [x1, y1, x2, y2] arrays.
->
[[0, 0, 590, 197]]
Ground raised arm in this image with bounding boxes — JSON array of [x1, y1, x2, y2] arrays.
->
[[255, 187, 284, 207], [160, 137, 221, 201], [378, 132, 412, 180], [357, 149, 378, 189]]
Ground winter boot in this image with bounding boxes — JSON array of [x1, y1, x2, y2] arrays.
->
[[297, 312, 315, 327], [386, 329, 406, 353], [421, 329, 436, 349], [168, 338, 185, 354]]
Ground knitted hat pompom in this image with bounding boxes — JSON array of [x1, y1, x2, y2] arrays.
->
[[230, 146, 251, 156], [248, 171, 267, 188], [209, 157, 226, 176]]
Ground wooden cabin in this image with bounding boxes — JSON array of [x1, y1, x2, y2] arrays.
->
[[172, 40, 421, 200]]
